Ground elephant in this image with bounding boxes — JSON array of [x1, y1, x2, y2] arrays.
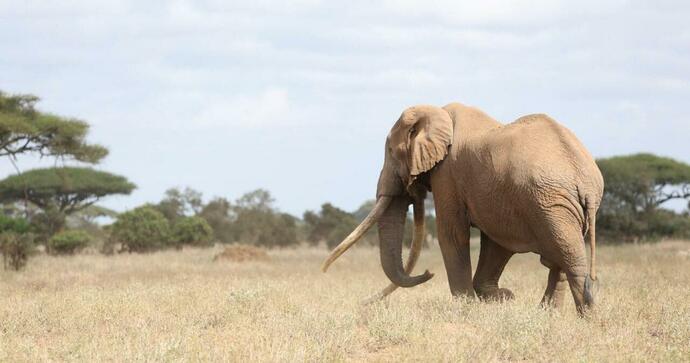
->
[[322, 102, 604, 315]]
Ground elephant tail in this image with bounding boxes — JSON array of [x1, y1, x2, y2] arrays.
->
[[584, 196, 597, 282], [583, 195, 598, 281], [582, 195, 598, 306]]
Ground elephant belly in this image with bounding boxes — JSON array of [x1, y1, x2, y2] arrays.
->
[[468, 202, 541, 254]]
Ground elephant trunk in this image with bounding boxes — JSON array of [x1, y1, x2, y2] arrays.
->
[[362, 198, 426, 304], [378, 196, 433, 288]]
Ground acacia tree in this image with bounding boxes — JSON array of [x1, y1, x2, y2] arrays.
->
[[0, 91, 107, 163], [598, 153, 690, 214], [597, 153, 690, 241], [0, 167, 135, 235]]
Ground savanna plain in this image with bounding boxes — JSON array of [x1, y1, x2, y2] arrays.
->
[[1, 240, 689, 362]]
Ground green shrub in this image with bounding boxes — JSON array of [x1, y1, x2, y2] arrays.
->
[[599, 209, 690, 242], [109, 206, 170, 253], [234, 210, 298, 247], [48, 230, 91, 255], [0, 214, 31, 234], [1, 232, 33, 270], [171, 216, 214, 247], [646, 210, 690, 240]]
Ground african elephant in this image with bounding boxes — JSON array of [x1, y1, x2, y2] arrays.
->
[[322, 102, 604, 315]]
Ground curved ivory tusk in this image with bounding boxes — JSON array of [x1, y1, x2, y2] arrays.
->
[[321, 196, 392, 272], [362, 198, 425, 305]]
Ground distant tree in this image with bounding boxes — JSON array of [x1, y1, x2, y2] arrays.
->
[[110, 206, 171, 253], [0, 167, 135, 236], [1, 232, 33, 270], [304, 203, 359, 248], [47, 230, 91, 255], [198, 197, 235, 242], [232, 189, 298, 247], [597, 153, 690, 241], [235, 189, 273, 211], [170, 216, 214, 247], [0, 91, 107, 163], [67, 205, 118, 227], [154, 187, 203, 222], [352, 200, 376, 222], [0, 214, 34, 270], [0, 214, 31, 234], [598, 153, 690, 214]]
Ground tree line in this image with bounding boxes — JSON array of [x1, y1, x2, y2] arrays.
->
[[1, 90, 689, 270]]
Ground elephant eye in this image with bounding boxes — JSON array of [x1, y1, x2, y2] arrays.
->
[[410, 126, 416, 134]]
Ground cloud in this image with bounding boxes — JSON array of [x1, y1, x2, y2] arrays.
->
[[378, 0, 628, 26], [1, 0, 689, 215], [195, 87, 294, 128]]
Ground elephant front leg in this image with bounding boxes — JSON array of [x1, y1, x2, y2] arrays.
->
[[435, 205, 475, 298], [473, 232, 514, 301]]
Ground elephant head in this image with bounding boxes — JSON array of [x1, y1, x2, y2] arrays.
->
[[322, 105, 453, 288]]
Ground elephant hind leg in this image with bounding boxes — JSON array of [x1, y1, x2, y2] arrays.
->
[[539, 217, 593, 316], [473, 232, 514, 301], [539, 262, 568, 308]]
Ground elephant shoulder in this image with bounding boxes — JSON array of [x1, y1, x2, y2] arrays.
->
[[509, 113, 562, 133], [477, 115, 575, 177], [443, 102, 502, 142]]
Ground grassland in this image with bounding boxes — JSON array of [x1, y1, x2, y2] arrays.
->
[[1, 240, 689, 362]]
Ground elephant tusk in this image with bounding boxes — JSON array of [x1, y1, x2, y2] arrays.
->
[[321, 196, 392, 272], [362, 198, 425, 304]]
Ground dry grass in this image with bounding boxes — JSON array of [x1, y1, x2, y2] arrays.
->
[[1, 240, 689, 362], [213, 244, 270, 263]]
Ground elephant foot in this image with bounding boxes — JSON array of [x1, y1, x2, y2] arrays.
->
[[476, 287, 514, 302], [450, 287, 477, 300], [540, 289, 568, 309], [539, 297, 556, 309]]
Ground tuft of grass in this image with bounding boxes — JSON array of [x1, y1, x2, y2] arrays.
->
[[1, 241, 689, 361]]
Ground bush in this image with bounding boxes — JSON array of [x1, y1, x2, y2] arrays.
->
[[1, 232, 33, 270], [234, 210, 298, 247], [48, 230, 91, 255], [599, 209, 690, 242], [109, 206, 171, 253], [230, 190, 299, 247], [171, 216, 214, 247], [29, 208, 66, 242], [198, 197, 235, 243], [646, 210, 690, 240], [303, 203, 358, 248], [0, 214, 31, 234]]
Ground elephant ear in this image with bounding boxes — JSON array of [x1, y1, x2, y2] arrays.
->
[[393, 106, 454, 185]]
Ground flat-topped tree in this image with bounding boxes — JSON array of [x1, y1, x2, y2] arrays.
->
[[0, 91, 107, 163], [597, 153, 690, 214], [0, 167, 135, 235], [597, 153, 690, 241]]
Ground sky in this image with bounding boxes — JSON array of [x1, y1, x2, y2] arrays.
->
[[1, 0, 689, 216]]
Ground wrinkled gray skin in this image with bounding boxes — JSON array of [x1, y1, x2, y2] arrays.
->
[[352, 102, 603, 315]]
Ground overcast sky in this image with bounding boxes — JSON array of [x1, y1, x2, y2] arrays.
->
[[1, 1, 689, 215]]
